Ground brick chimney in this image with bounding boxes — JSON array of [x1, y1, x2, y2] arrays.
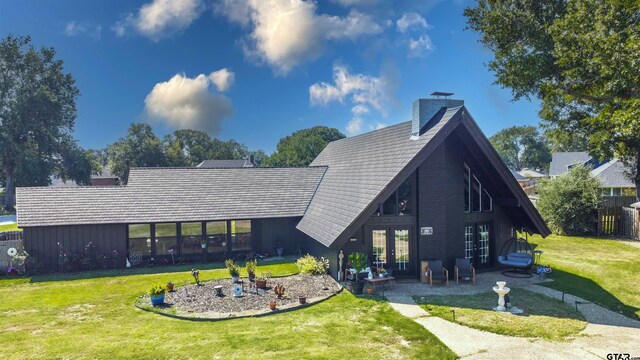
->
[[411, 92, 464, 138]]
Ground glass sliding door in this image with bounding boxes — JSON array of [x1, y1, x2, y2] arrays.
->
[[155, 223, 177, 256], [372, 229, 388, 269], [206, 221, 227, 254], [394, 229, 410, 272], [369, 226, 413, 275], [464, 222, 492, 269], [181, 222, 203, 255], [231, 220, 252, 252]]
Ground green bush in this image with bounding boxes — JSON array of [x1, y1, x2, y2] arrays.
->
[[536, 165, 601, 235], [296, 254, 328, 275], [348, 252, 368, 281], [149, 284, 167, 296], [245, 259, 257, 276], [225, 259, 240, 277]]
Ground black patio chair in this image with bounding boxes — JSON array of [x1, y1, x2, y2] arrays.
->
[[425, 260, 449, 287], [454, 258, 476, 285]]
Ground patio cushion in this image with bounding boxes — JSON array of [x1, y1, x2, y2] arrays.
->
[[499, 253, 532, 267]]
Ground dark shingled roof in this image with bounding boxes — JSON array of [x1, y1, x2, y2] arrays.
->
[[510, 169, 527, 181], [196, 159, 254, 168], [297, 107, 463, 247], [17, 167, 326, 227], [549, 152, 591, 177], [591, 159, 635, 188]]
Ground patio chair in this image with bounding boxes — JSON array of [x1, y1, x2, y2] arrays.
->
[[425, 260, 449, 287], [454, 258, 476, 285]]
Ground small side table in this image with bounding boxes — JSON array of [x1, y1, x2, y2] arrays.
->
[[534, 250, 544, 267]]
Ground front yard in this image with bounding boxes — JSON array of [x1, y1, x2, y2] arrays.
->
[[529, 234, 640, 320], [0, 261, 455, 359]]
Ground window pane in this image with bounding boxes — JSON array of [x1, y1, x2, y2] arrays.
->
[[128, 224, 150, 238], [478, 224, 490, 264], [612, 188, 622, 196], [398, 179, 411, 216], [394, 230, 409, 271], [181, 222, 202, 236], [482, 188, 492, 212], [464, 165, 471, 212], [155, 223, 177, 255], [383, 192, 396, 215], [181, 222, 202, 255], [464, 226, 474, 260], [472, 176, 481, 212], [231, 220, 251, 252], [206, 221, 227, 253], [372, 230, 387, 269]]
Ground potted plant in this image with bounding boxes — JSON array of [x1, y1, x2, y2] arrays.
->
[[366, 284, 374, 295], [200, 238, 207, 249], [256, 272, 270, 289], [348, 252, 368, 295], [149, 284, 167, 306], [166, 282, 174, 292], [245, 259, 257, 281], [269, 300, 277, 310], [377, 267, 386, 278], [298, 295, 307, 304], [225, 259, 240, 283]]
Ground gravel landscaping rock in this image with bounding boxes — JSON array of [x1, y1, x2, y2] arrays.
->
[[152, 274, 341, 319]]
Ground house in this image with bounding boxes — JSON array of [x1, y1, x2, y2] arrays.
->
[[196, 157, 255, 168], [16, 96, 550, 277], [550, 152, 635, 196], [50, 171, 119, 187]]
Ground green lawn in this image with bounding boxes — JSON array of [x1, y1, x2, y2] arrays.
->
[[0, 261, 455, 359], [529, 234, 640, 320], [415, 288, 586, 341], [0, 223, 20, 232]]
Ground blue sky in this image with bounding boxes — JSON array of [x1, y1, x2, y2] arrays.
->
[[1, 0, 541, 153]]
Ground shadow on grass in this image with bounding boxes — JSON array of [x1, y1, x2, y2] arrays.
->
[[542, 269, 640, 322], [4, 257, 295, 284]]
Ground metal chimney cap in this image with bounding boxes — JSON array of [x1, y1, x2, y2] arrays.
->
[[430, 91, 454, 98]]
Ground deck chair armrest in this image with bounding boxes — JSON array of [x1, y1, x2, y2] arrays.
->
[[442, 268, 449, 276]]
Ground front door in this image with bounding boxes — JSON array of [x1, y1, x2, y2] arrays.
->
[[464, 222, 492, 269], [371, 227, 413, 275]]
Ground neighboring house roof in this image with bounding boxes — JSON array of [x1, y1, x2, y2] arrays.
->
[[50, 171, 119, 187], [297, 106, 550, 248], [630, 202, 640, 209], [518, 168, 546, 179], [17, 167, 326, 227], [549, 152, 591, 176], [510, 169, 527, 181], [590, 159, 635, 188], [196, 159, 254, 168]]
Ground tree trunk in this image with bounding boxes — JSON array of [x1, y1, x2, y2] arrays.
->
[[4, 166, 15, 209]]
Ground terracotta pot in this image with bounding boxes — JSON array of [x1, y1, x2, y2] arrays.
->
[[166, 283, 174, 292], [269, 301, 277, 310], [366, 287, 374, 295], [256, 279, 267, 289], [299, 296, 307, 304]]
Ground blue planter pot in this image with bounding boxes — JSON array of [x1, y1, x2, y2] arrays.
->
[[150, 294, 165, 306]]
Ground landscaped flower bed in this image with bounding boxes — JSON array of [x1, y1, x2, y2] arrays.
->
[[137, 274, 341, 320]]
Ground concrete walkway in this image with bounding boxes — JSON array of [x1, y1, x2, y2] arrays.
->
[[387, 283, 640, 359]]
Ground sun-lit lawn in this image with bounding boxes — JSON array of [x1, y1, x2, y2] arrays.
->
[[529, 234, 640, 320], [414, 288, 586, 341], [0, 261, 454, 359], [0, 223, 20, 232]]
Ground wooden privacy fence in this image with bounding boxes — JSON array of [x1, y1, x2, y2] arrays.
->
[[598, 207, 623, 236], [599, 196, 636, 209], [622, 207, 640, 240]]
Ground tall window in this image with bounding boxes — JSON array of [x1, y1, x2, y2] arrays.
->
[[128, 224, 151, 256], [464, 165, 471, 212], [464, 163, 492, 213], [155, 223, 177, 255], [380, 178, 412, 216], [472, 176, 481, 212], [206, 221, 227, 253], [181, 222, 202, 255], [231, 220, 251, 252]]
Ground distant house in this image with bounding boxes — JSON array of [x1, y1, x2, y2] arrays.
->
[[50, 171, 119, 188], [550, 152, 634, 196], [196, 157, 255, 168], [518, 168, 546, 179], [17, 95, 549, 275]]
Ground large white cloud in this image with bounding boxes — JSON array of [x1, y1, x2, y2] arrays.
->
[[208, 68, 235, 92], [396, 12, 429, 33], [309, 65, 392, 135], [217, 0, 382, 75], [144, 71, 234, 134], [113, 0, 204, 40]]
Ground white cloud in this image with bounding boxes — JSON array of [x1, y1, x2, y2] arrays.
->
[[309, 65, 393, 136], [208, 68, 235, 92], [113, 0, 204, 41], [331, 0, 378, 6], [408, 35, 434, 57], [396, 12, 429, 33], [217, 0, 382, 75], [144, 71, 233, 134], [64, 21, 102, 40]]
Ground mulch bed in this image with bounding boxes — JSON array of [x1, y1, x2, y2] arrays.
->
[[148, 274, 341, 319]]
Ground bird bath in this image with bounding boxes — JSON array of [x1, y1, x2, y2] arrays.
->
[[493, 281, 510, 311]]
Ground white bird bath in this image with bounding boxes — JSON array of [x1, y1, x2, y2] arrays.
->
[[493, 281, 510, 311]]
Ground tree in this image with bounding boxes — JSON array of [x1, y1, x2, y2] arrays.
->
[[107, 123, 166, 184], [536, 165, 601, 235], [0, 35, 82, 207], [489, 125, 551, 171], [163, 130, 214, 167], [266, 126, 345, 167], [465, 0, 640, 200]]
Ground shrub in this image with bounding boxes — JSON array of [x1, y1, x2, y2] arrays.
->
[[536, 165, 601, 235], [296, 254, 328, 275], [245, 259, 257, 276], [149, 284, 167, 296], [225, 259, 240, 277], [348, 252, 368, 281]]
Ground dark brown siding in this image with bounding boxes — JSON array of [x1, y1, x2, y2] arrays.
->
[[23, 224, 127, 272], [254, 217, 300, 255]]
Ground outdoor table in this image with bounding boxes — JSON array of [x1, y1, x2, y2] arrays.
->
[[365, 276, 395, 296]]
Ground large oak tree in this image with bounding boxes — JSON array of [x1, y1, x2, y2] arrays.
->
[[265, 126, 345, 167], [465, 0, 640, 199]]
